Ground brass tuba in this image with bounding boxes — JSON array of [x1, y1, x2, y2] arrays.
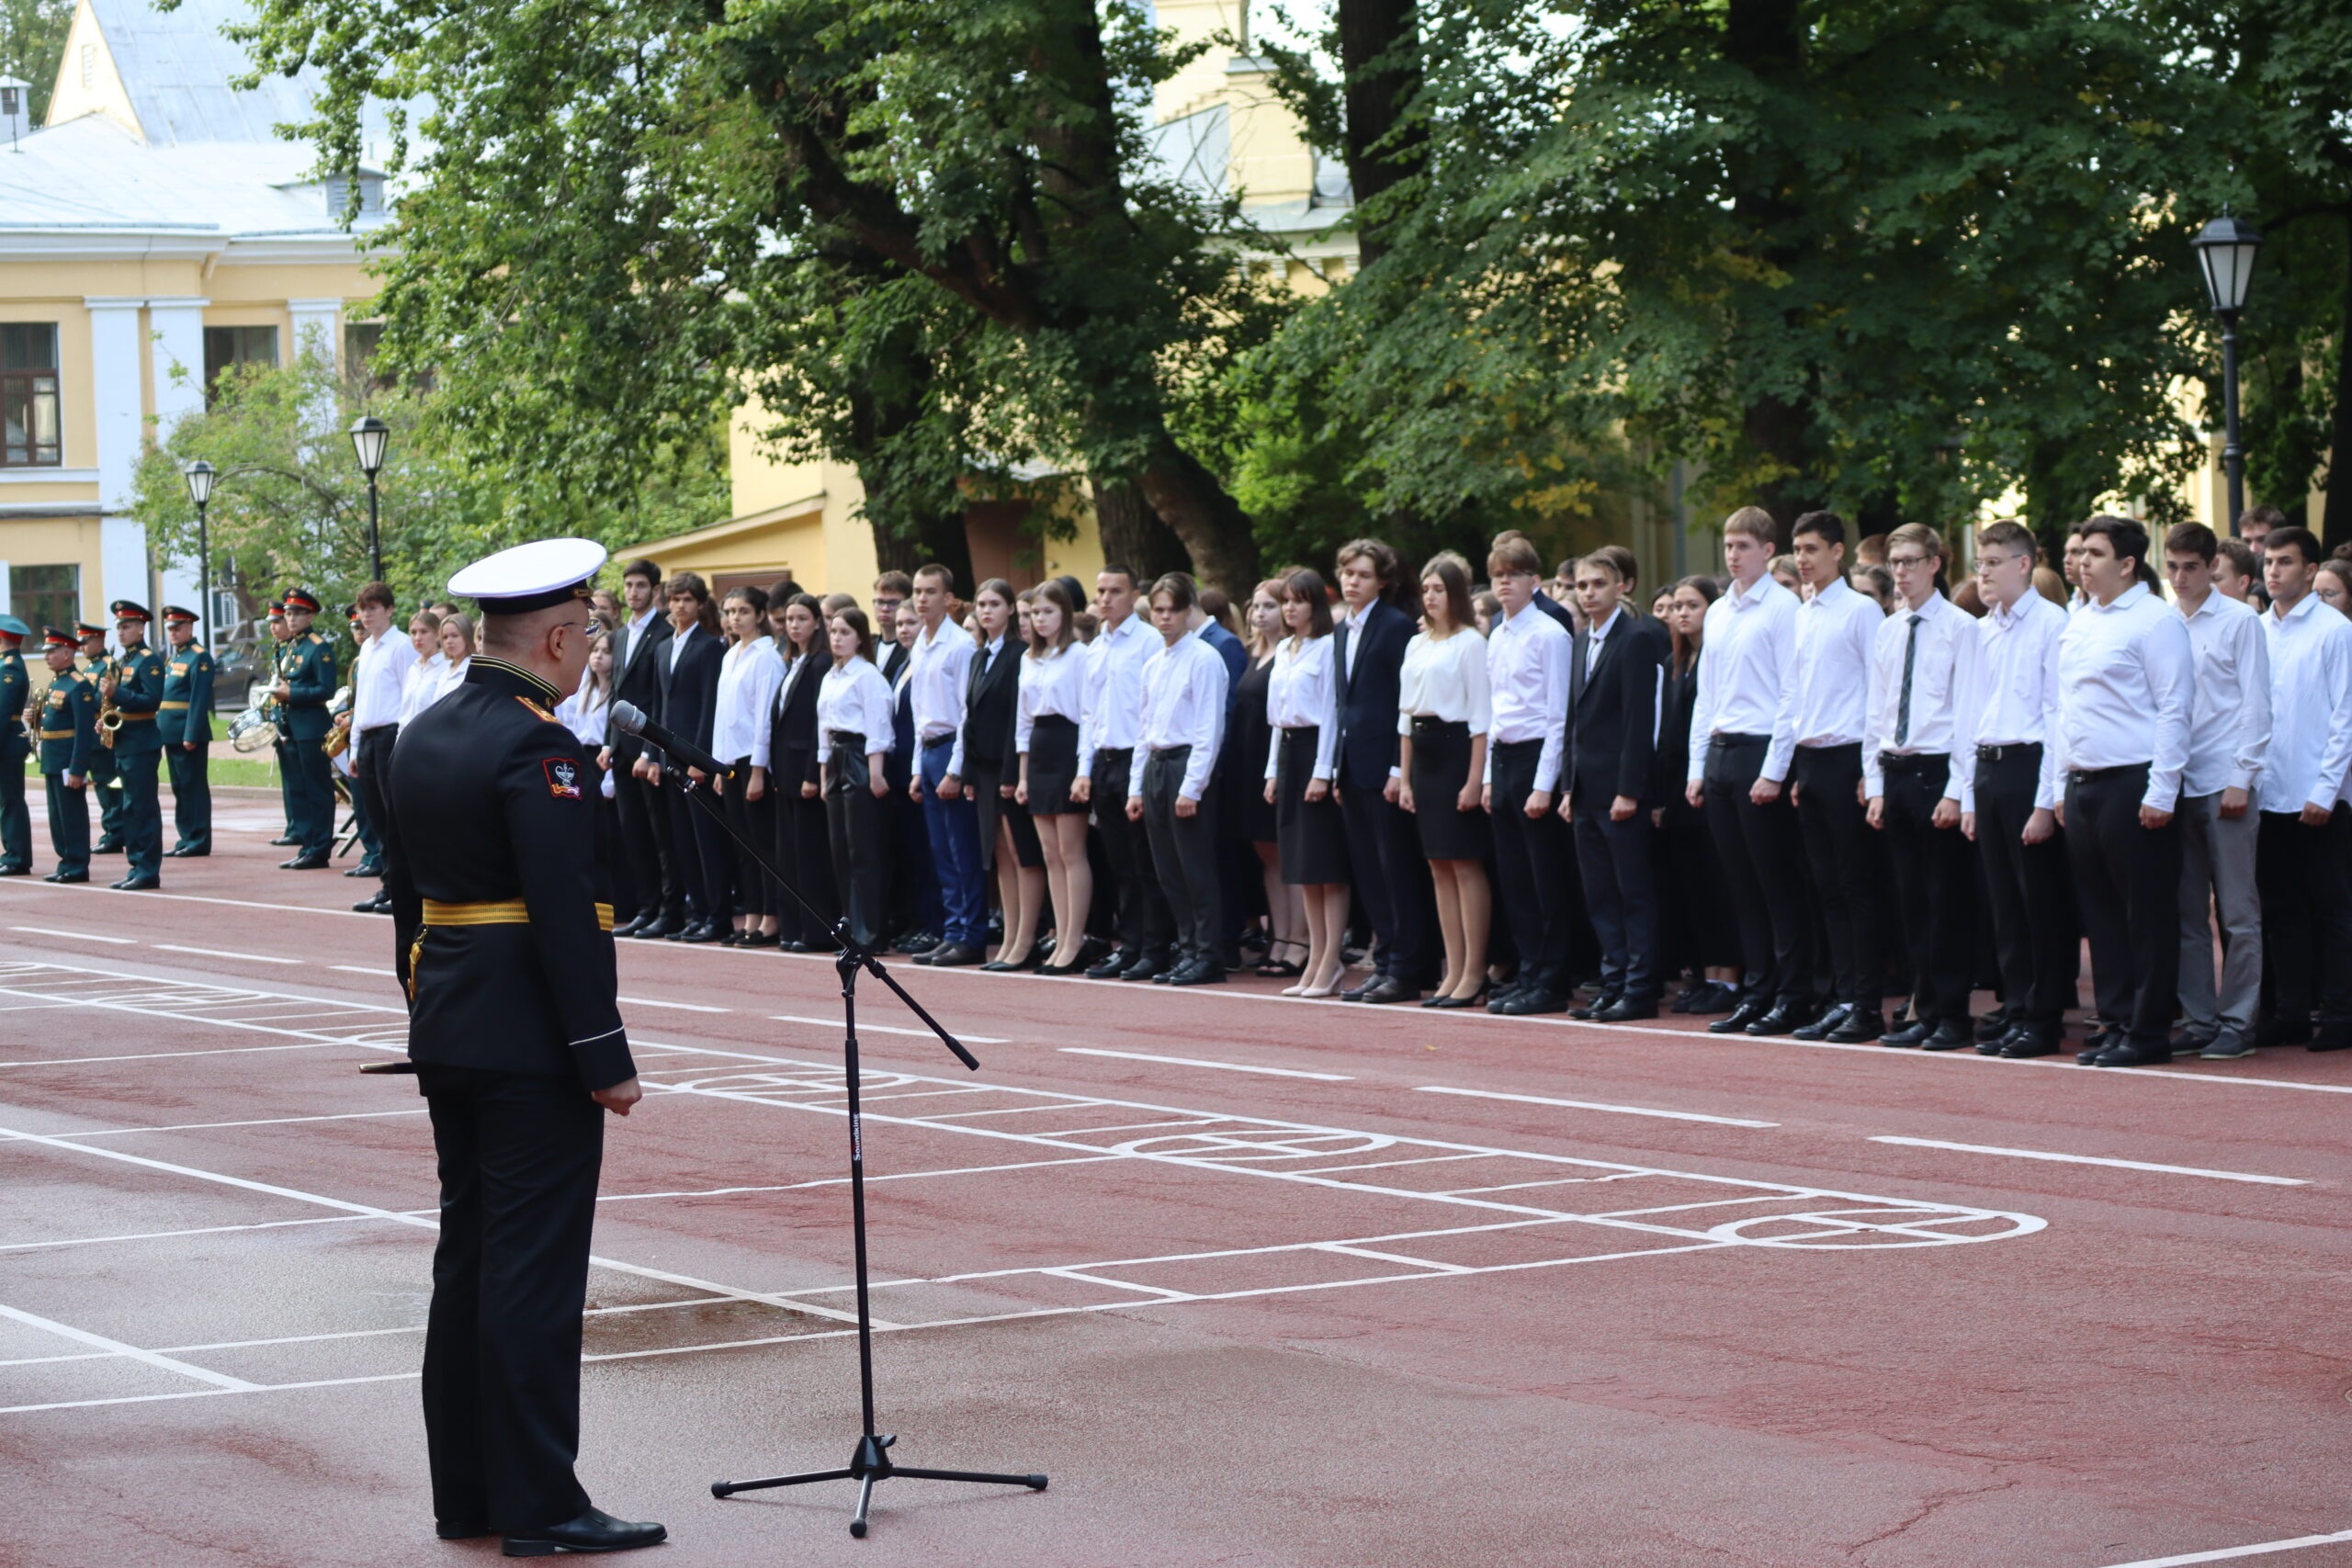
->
[[322, 684, 355, 758]]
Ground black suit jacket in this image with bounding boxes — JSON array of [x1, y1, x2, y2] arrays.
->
[[961, 635, 1023, 773], [650, 625, 723, 761], [879, 641, 909, 687], [1567, 612, 1668, 807], [772, 651, 821, 790], [1331, 599, 1413, 790], [610, 612, 674, 761]]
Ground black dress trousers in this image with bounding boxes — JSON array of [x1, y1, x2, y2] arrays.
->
[[826, 737, 889, 949], [418, 1065, 605, 1533], [1877, 753, 1974, 1024], [2256, 808, 2352, 1032], [1792, 742, 1883, 1007], [2064, 762, 2182, 1048], [1700, 734, 1813, 1006], [1092, 747, 1171, 957], [614, 761, 679, 925], [1141, 745, 1220, 968], [1487, 739, 1576, 998], [1973, 747, 2075, 1024]]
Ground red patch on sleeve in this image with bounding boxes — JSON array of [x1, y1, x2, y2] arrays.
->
[[542, 757, 584, 799]]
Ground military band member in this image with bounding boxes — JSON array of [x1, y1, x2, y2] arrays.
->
[[75, 620, 127, 852], [0, 615, 30, 875], [274, 587, 340, 868], [38, 627, 96, 883], [102, 601, 166, 890], [379, 537, 663, 1557], [158, 607, 215, 857], [265, 601, 299, 846]]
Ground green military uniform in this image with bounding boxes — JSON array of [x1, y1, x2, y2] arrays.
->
[[0, 615, 30, 874], [157, 607, 216, 856], [37, 628, 97, 883], [264, 605, 298, 844], [76, 623, 127, 852], [104, 601, 166, 889], [279, 588, 341, 865]]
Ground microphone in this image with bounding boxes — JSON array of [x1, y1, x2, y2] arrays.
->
[[611, 699, 727, 777]]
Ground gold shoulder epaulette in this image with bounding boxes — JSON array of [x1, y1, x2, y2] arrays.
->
[[515, 695, 560, 724]]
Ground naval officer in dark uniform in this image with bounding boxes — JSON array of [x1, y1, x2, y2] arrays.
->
[[379, 537, 664, 1557], [102, 601, 166, 890], [157, 606, 216, 857], [37, 627, 97, 883], [0, 615, 30, 876]]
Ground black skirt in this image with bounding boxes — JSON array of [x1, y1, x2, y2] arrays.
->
[[1225, 656, 1278, 844], [1274, 726, 1351, 886], [1408, 717, 1491, 862], [1023, 713, 1081, 815], [970, 758, 1044, 872]]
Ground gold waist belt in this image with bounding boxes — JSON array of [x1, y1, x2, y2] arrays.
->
[[39, 729, 73, 740], [160, 701, 190, 710], [422, 897, 616, 931], [115, 711, 154, 721]]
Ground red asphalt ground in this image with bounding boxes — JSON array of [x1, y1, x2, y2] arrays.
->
[[2, 790, 2350, 1567]]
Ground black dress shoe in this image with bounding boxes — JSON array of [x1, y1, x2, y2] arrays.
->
[[0, 863, 28, 876], [1744, 1000, 1818, 1037], [1595, 996, 1659, 1022], [1792, 1002, 1853, 1042], [1708, 1000, 1769, 1034], [1569, 990, 1618, 1021], [343, 860, 381, 877], [1339, 981, 1375, 1002], [632, 918, 678, 942], [741, 931, 782, 950], [926, 941, 983, 967], [680, 920, 724, 943], [2074, 1026, 2122, 1065], [43, 870, 88, 884], [1974, 1010, 2014, 1044], [268, 834, 300, 846], [92, 838, 124, 854], [781, 939, 813, 953], [718, 929, 748, 946], [1826, 1009, 1885, 1043], [1167, 962, 1226, 987], [353, 895, 390, 913], [279, 850, 329, 870], [1920, 1019, 1973, 1051], [1495, 989, 1567, 1016], [111, 874, 160, 891], [1084, 949, 1133, 980], [1428, 992, 1483, 1010], [1360, 976, 1419, 1005], [2088, 1041, 2173, 1068], [1118, 949, 1169, 980], [1999, 1025, 2063, 1059], [1883, 1018, 1932, 1048], [502, 1506, 667, 1558], [2168, 1026, 2218, 1055]]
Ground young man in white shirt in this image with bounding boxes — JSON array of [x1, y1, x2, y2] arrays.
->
[[2161, 523, 2270, 1060], [907, 563, 984, 966], [2055, 515, 2193, 1066], [1126, 573, 1228, 985], [1764, 511, 1887, 1042], [2254, 526, 2352, 1052], [1482, 533, 1577, 1015], [1080, 565, 1175, 979], [1956, 523, 2074, 1058], [1685, 506, 1811, 1035], [348, 581, 418, 914]]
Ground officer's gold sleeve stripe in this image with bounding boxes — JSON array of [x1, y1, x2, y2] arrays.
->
[[421, 898, 616, 932]]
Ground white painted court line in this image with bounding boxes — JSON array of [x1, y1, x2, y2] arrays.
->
[[1869, 1136, 2309, 1187], [154, 945, 301, 964], [0, 885, 383, 920], [1059, 1046, 1353, 1081], [0, 1042, 342, 1068], [0, 1300, 257, 1392], [770, 1012, 1007, 1043], [330, 965, 389, 976], [11, 927, 133, 943], [1414, 1085, 1778, 1129], [2100, 1528, 2352, 1566], [621, 996, 730, 1013]]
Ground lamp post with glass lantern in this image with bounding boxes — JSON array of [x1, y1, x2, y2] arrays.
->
[[2190, 214, 2264, 535], [183, 459, 215, 644], [348, 415, 390, 583]]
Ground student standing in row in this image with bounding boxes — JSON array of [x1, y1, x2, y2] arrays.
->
[[966, 581, 1046, 971], [638, 572, 725, 942], [1483, 535, 1576, 1015], [1331, 540, 1429, 1003], [1228, 581, 1302, 977], [1563, 549, 1668, 1021], [817, 609, 896, 948], [909, 564, 983, 967], [1015, 580, 1096, 976], [711, 585, 784, 947], [1131, 573, 1228, 986], [1081, 566, 1168, 979], [1397, 553, 1490, 1009], [769, 592, 832, 950], [1266, 569, 1351, 998]]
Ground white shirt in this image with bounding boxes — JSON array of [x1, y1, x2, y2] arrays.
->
[[1767, 577, 1878, 782], [1687, 573, 1798, 783], [2260, 591, 2352, 812], [666, 622, 700, 673], [1264, 634, 1341, 782], [1954, 590, 2066, 813], [1078, 611, 1154, 774], [556, 691, 617, 797], [620, 605, 660, 670], [1129, 632, 1226, 802], [1481, 600, 1572, 791], [1863, 592, 1979, 799], [713, 637, 785, 768], [399, 649, 450, 725], [351, 626, 418, 742], [2177, 590, 2270, 801], [1016, 641, 1094, 756], [2055, 581, 2195, 811], [815, 658, 896, 764], [1337, 604, 1369, 683], [910, 618, 977, 775], [1396, 627, 1491, 735]]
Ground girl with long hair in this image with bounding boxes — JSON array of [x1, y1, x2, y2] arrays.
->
[[1263, 569, 1352, 997], [965, 580, 1046, 969], [1658, 575, 1740, 1010], [817, 607, 896, 947], [1014, 579, 1095, 976], [1396, 552, 1492, 1006], [769, 591, 837, 950], [711, 584, 784, 945], [1227, 579, 1303, 976]]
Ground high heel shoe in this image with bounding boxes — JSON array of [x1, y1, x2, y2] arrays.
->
[[979, 950, 1040, 973], [1036, 959, 1086, 977], [1296, 976, 1341, 998], [1428, 989, 1487, 1010], [1257, 939, 1306, 979]]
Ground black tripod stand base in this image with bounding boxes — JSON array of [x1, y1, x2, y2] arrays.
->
[[713, 1433, 1046, 1538]]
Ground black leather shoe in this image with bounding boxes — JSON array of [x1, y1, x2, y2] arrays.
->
[[1974, 1010, 2013, 1044], [1118, 949, 1169, 980], [2310, 1021, 2352, 1053], [0, 863, 28, 876], [503, 1507, 667, 1558], [1883, 1018, 1932, 1048], [1168, 962, 1226, 987], [926, 942, 983, 967], [111, 874, 160, 891], [1339, 981, 1375, 1002], [1495, 989, 1567, 1016], [680, 920, 724, 943], [632, 918, 679, 942], [353, 895, 390, 913], [1569, 990, 1618, 1021], [2074, 1026, 2122, 1065], [1826, 1009, 1885, 1043], [1921, 1019, 1973, 1051], [43, 870, 87, 884], [1708, 1000, 1768, 1034], [2168, 1026, 2218, 1055], [1744, 1000, 1818, 1037], [2088, 1041, 2173, 1068], [344, 859, 382, 878], [92, 838, 124, 854], [1360, 976, 1419, 1005], [164, 844, 206, 858], [1999, 1026, 2063, 1059], [268, 834, 300, 846], [1084, 949, 1133, 980], [1594, 996, 1658, 1022], [279, 850, 329, 870], [1792, 1002, 1853, 1042]]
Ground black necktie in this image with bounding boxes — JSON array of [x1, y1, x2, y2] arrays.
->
[[1895, 613, 1923, 746]]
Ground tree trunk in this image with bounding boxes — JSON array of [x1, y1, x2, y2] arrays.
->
[[1336, 0, 1423, 268], [1136, 441, 1262, 594], [1090, 476, 1189, 583], [2325, 227, 2352, 550], [846, 312, 975, 592], [1724, 0, 1814, 525]]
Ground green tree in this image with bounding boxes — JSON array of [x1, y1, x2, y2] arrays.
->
[[0, 0, 71, 124]]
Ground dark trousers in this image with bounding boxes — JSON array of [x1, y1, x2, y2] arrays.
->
[[665, 777, 729, 922], [720, 761, 776, 920], [345, 765, 381, 859], [0, 749, 27, 868], [1792, 743, 1882, 1006], [2064, 762, 2182, 1048], [272, 736, 296, 836], [288, 734, 335, 853], [614, 758, 678, 924], [1569, 784, 1660, 998], [418, 1066, 603, 1533], [2256, 808, 2352, 1029], [920, 740, 985, 945], [356, 726, 399, 885], [86, 744, 125, 842], [164, 739, 211, 853], [1878, 753, 1973, 1023], [1092, 747, 1171, 957], [1141, 746, 1219, 967], [1702, 735, 1812, 1005], [107, 746, 161, 878], [827, 744, 888, 948], [1488, 739, 1577, 997], [1338, 773, 1434, 982], [1975, 748, 2075, 1023], [43, 770, 88, 874], [775, 781, 837, 945]]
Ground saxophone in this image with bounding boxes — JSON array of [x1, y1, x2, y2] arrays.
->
[[96, 664, 123, 750]]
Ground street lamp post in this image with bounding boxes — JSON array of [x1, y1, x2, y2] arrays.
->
[[348, 415, 390, 583], [2191, 214, 2264, 535], [183, 459, 215, 645]]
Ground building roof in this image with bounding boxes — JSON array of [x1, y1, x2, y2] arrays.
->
[[85, 0, 329, 146]]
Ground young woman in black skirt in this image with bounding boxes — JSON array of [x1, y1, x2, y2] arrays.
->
[[815, 607, 896, 948], [1396, 551, 1494, 1007], [1014, 578, 1094, 976], [1262, 568, 1352, 998], [965, 579, 1047, 970], [1228, 579, 1304, 976], [1657, 574, 1741, 1010], [711, 584, 783, 946], [768, 590, 835, 950]]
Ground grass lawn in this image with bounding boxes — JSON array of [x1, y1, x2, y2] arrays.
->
[[22, 715, 286, 789]]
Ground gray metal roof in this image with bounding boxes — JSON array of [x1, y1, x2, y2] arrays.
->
[[86, 0, 393, 150]]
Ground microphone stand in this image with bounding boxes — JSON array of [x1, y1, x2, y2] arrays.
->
[[641, 751, 1046, 1539]]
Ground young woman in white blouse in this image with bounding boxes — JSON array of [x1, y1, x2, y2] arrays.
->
[[1013, 579, 1095, 976], [816, 607, 897, 947], [711, 585, 786, 946], [1396, 551, 1493, 1007], [1262, 568, 1352, 998], [397, 609, 448, 726], [433, 613, 475, 705]]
